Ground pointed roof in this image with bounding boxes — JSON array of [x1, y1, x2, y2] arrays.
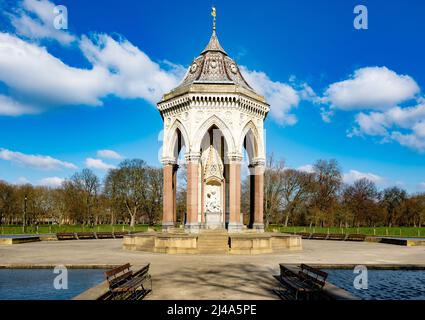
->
[[201, 30, 227, 55], [174, 29, 253, 91]]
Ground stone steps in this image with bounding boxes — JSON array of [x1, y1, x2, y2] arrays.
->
[[197, 231, 229, 254]]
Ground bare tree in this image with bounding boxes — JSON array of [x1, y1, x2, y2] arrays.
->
[[310, 159, 343, 227], [381, 186, 407, 227], [281, 169, 314, 227], [143, 167, 163, 225], [105, 159, 148, 227], [263, 154, 286, 228], [342, 178, 381, 227], [68, 169, 100, 226]]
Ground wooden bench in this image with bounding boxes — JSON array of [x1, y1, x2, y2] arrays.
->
[[76, 232, 96, 240], [277, 264, 328, 300], [327, 233, 347, 241], [56, 232, 77, 240], [105, 263, 152, 300], [310, 233, 329, 240], [113, 231, 129, 238], [95, 232, 114, 239], [346, 234, 367, 241]]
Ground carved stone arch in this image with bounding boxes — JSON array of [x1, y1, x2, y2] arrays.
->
[[165, 119, 190, 160], [193, 115, 236, 154], [239, 120, 261, 161]]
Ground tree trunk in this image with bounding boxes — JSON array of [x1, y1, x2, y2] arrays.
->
[[130, 214, 136, 227], [284, 213, 289, 227]]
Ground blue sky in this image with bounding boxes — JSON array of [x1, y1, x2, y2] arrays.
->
[[0, 0, 424, 193]]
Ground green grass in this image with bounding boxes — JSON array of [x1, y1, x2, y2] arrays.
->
[[267, 225, 425, 237], [0, 224, 162, 235]]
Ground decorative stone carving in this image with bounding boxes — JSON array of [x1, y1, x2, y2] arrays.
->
[[158, 20, 269, 233]]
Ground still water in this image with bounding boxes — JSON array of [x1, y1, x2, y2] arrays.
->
[[323, 269, 425, 300], [0, 269, 106, 300]]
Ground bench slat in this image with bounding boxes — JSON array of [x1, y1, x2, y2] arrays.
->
[[105, 263, 131, 277]]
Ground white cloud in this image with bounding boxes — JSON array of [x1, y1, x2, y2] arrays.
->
[[38, 176, 64, 187], [0, 148, 77, 170], [0, 33, 111, 107], [350, 103, 425, 152], [0, 94, 36, 116], [418, 182, 425, 190], [97, 149, 123, 160], [79, 34, 185, 104], [240, 66, 300, 125], [297, 164, 315, 173], [9, 0, 76, 45], [324, 67, 419, 111], [16, 177, 30, 185], [85, 158, 115, 171], [0, 32, 185, 115], [343, 169, 385, 185]]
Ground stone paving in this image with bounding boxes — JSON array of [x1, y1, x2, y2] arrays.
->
[[1, 239, 424, 299]]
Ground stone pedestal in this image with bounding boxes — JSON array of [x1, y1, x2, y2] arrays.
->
[[205, 211, 224, 229]]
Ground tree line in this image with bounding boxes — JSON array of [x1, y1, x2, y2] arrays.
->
[[0, 159, 162, 227], [0, 156, 424, 228], [248, 155, 425, 228]]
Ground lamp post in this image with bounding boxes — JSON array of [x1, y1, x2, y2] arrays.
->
[[23, 195, 27, 233]]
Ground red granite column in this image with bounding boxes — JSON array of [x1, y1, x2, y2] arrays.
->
[[172, 164, 178, 224], [253, 162, 265, 232], [185, 153, 200, 232], [228, 155, 242, 232], [162, 163, 175, 230]]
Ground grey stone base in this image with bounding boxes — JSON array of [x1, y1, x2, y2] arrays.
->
[[252, 223, 265, 233], [185, 223, 201, 233], [227, 222, 244, 233], [162, 222, 175, 232]]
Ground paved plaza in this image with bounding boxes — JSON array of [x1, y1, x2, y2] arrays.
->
[[1, 239, 424, 299]]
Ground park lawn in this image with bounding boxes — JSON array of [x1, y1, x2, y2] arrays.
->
[[0, 224, 162, 235], [269, 225, 425, 237]]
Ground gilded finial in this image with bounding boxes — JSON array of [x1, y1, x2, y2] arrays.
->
[[211, 6, 216, 32]]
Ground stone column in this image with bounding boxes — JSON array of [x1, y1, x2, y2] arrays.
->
[[185, 152, 200, 233], [172, 164, 178, 224], [248, 164, 255, 228], [253, 159, 265, 232], [162, 160, 175, 231], [228, 154, 243, 233]]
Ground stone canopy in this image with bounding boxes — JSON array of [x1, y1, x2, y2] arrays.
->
[[158, 11, 269, 234]]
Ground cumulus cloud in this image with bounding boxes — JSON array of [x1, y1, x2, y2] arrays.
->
[[97, 149, 123, 160], [79, 34, 186, 105], [9, 0, 76, 45], [324, 67, 419, 111], [343, 169, 385, 185], [0, 33, 111, 108], [0, 94, 36, 116], [350, 103, 425, 152], [85, 158, 115, 171], [241, 66, 300, 125], [0, 32, 185, 115], [38, 176, 64, 187], [297, 164, 315, 173], [0, 148, 77, 170], [16, 177, 30, 185]]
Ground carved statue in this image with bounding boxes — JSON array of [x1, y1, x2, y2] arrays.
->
[[206, 189, 220, 212]]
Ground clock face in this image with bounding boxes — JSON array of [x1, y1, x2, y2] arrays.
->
[[190, 63, 198, 73]]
